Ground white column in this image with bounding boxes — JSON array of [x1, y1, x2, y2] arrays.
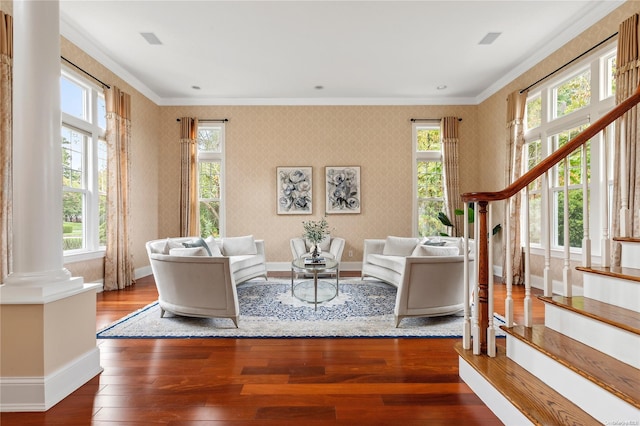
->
[[2, 0, 81, 296]]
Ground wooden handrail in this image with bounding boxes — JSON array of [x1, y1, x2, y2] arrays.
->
[[462, 83, 640, 203]]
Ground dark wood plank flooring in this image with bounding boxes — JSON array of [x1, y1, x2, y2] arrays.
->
[[1, 273, 544, 425]]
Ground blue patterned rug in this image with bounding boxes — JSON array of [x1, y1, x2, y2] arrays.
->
[[97, 278, 504, 339]]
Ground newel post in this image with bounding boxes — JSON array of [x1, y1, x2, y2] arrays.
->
[[476, 201, 490, 354]]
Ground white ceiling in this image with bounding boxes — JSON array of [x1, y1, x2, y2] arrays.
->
[[58, 0, 624, 106]]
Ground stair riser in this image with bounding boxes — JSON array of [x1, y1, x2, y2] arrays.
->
[[619, 241, 640, 269], [583, 274, 640, 312], [458, 357, 534, 426], [506, 335, 639, 423], [545, 304, 640, 368]]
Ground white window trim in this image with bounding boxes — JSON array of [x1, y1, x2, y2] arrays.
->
[[412, 121, 443, 237], [523, 43, 616, 256], [61, 66, 106, 260], [197, 122, 226, 237]]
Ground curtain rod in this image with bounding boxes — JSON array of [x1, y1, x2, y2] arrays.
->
[[519, 32, 618, 94], [411, 118, 462, 122], [61, 56, 111, 89], [176, 118, 228, 123]]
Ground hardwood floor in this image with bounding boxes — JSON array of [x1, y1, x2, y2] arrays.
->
[[2, 274, 544, 425]]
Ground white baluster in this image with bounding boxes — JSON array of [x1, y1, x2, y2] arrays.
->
[[601, 127, 611, 267], [620, 118, 629, 237], [487, 203, 496, 357], [524, 186, 532, 327], [582, 143, 591, 267], [472, 203, 480, 355], [463, 203, 471, 350], [563, 159, 572, 297], [542, 171, 552, 296], [505, 196, 513, 327]]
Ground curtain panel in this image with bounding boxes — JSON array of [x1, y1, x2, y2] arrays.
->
[[179, 117, 198, 237], [0, 10, 12, 282], [613, 14, 640, 265], [441, 117, 463, 236], [502, 90, 528, 285], [104, 86, 135, 290]]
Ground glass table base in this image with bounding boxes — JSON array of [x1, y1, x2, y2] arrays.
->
[[293, 279, 338, 307]]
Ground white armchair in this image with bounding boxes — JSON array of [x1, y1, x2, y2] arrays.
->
[[394, 255, 474, 327], [146, 240, 240, 327], [290, 236, 345, 263]]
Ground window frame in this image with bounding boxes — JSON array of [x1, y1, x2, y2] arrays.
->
[[522, 43, 616, 261], [61, 67, 107, 262], [197, 122, 226, 238], [412, 121, 445, 238]]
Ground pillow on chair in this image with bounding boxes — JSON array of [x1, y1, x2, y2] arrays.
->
[[169, 247, 208, 256], [183, 237, 212, 256], [412, 244, 459, 256], [382, 236, 419, 256], [204, 236, 223, 256], [222, 235, 257, 256]]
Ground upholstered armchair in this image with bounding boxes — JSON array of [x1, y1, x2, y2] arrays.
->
[[290, 236, 345, 263], [145, 239, 240, 327], [394, 254, 475, 327], [290, 236, 345, 278]]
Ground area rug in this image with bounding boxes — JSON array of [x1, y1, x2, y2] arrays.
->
[[97, 278, 505, 339]]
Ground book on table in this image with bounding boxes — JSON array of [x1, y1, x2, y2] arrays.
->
[[304, 257, 326, 265]]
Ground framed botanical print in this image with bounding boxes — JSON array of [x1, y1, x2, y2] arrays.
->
[[325, 166, 360, 214], [276, 167, 312, 214]]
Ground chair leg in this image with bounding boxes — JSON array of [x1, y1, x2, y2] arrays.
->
[[160, 308, 166, 318], [231, 316, 239, 328], [395, 316, 402, 328]]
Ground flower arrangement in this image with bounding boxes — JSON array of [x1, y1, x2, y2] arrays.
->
[[302, 216, 330, 244]]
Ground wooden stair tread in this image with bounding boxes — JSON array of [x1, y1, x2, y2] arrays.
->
[[538, 295, 640, 335], [502, 325, 640, 408], [455, 342, 600, 426], [576, 265, 640, 283]]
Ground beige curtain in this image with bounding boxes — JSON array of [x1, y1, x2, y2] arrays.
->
[[502, 90, 528, 285], [0, 10, 12, 282], [104, 86, 135, 290], [441, 117, 463, 236], [613, 14, 640, 264], [179, 117, 198, 237]]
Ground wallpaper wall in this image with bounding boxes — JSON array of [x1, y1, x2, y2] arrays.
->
[[158, 105, 478, 265]]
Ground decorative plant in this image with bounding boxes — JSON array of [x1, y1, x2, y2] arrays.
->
[[302, 216, 330, 258], [437, 206, 501, 237]]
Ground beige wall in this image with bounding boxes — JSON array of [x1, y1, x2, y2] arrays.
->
[[159, 105, 479, 263]]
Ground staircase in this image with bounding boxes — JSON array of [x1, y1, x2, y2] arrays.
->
[[456, 237, 640, 425]]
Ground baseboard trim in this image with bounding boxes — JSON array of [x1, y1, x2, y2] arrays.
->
[[0, 347, 102, 412]]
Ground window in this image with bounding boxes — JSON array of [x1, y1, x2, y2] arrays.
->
[[523, 45, 616, 256], [414, 123, 445, 237], [197, 123, 225, 238], [61, 70, 106, 257]]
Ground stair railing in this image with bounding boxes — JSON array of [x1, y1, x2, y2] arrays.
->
[[461, 83, 640, 356]]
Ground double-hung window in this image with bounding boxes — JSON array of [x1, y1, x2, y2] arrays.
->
[[197, 123, 225, 238], [61, 69, 106, 258], [523, 46, 616, 256], [414, 122, 446, 237]]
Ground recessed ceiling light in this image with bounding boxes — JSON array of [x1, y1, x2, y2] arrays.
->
[[191, 85, 201, 90], [479, 32, 502, 45], [437, 85, 447, 90], [140, 32, 162, 45], [314, 85, 324, 90]]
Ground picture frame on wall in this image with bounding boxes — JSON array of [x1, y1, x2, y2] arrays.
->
[[276, 166, 313, 215], [325, 166, 361, 214]]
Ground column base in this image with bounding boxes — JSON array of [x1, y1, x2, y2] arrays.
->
[[0, 277, 93, 304]]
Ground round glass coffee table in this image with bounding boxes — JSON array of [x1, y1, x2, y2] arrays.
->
[[291, 257, 339, 310]]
